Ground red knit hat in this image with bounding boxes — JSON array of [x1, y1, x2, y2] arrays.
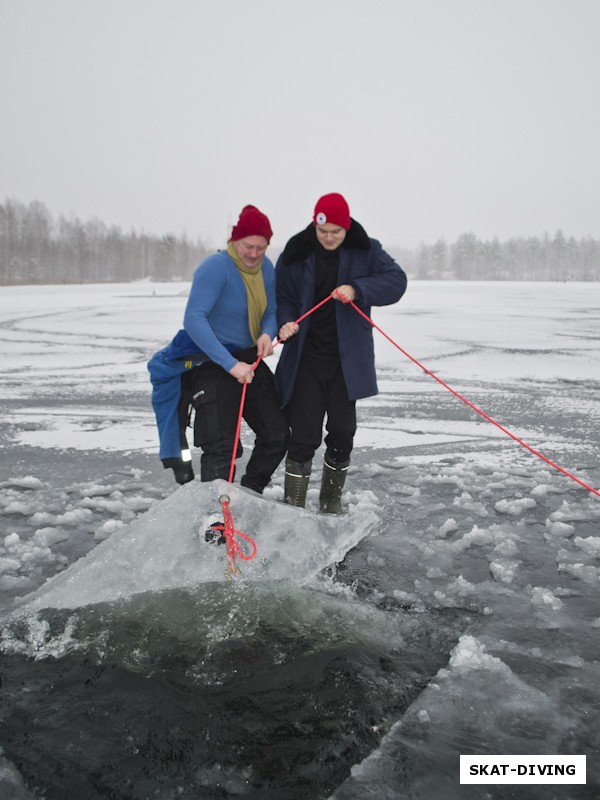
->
[[313, 193, 351, 230], [230, 205, 273, 242]]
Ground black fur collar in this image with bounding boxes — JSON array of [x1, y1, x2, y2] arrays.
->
[[281, 219, 371, 265]]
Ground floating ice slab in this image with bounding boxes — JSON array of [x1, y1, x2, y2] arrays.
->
[[15, 480, 379, 611]]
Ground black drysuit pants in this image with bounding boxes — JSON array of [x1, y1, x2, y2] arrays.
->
[[286, 356, 356, 465], [189, 348, 289, 491]]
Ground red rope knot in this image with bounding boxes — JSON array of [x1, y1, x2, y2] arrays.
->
[[218, 494, 257, 576]]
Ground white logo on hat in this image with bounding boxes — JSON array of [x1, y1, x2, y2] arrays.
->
[[316, 212, 327, 224]]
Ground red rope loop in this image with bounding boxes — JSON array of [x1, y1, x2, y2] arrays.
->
[[218, 494, 257, 576]]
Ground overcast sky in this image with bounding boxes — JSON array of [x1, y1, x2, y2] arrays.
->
[[2, 0, 599, 250]]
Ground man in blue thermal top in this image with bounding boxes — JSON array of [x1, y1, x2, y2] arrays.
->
[[148, 205, 289, 492]]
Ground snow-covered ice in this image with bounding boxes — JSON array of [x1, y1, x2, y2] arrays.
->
[[1, 280, 599, 798]]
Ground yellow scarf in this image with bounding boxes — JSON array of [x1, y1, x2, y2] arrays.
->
[[227, 241, 267, 343]]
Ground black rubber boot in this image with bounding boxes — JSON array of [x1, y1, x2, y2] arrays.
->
[[319, 456, 349, 514], [165, 458, 195, 485], [284, 458, 312, 507]]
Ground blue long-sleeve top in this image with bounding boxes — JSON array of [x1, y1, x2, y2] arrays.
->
[[171, 249, 278, 372], [147, 249, 278, 462]]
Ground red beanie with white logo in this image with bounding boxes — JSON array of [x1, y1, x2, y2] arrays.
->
[[313, 193, 351, 230], [230, 205, 273, 242]]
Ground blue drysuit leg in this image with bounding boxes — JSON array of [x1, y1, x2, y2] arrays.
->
[[147, 348, 191, 462]]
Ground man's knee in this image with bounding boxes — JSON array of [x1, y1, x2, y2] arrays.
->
[[324, 431, 354, 465], [199, 439, 242, 481]]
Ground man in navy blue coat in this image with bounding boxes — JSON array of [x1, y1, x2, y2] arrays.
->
[[275, 193, 407, 513]]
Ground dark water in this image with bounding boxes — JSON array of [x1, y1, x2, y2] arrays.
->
[[1, 374, 599, 799], [1, 583, 465, 799]]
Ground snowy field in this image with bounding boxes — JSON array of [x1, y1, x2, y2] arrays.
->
[[0, 280, 599, 799]]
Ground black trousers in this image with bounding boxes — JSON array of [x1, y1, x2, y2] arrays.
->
[[287, 356, 356, 465], [189, 348, 289, 491]]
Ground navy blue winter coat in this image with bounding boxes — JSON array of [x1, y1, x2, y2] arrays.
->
[[275, 221, 407, 406]]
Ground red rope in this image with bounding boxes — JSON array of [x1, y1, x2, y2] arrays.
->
[[227, 294, 335, 483], [219, 298, 338, 575], [340, 294, 599, 498], [212, 494, 257, 576], [228, 379, 251, 483], [221, 295, 337, 573], [216, 286, 597, 579]]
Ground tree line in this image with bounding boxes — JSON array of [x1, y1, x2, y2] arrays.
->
[[395, 230, 599, 281], [0, 198, 210, 285], [1, 198, 599, 284]]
